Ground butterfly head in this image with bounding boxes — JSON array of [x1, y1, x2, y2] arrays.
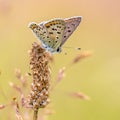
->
[[28, 22, 38, 30]]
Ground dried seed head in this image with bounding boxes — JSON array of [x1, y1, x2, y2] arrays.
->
[[72, 51, 92, 64], [27, 42, 51, 111], [9, 82, 22, 94], [15, 69, 28, 87], [70, 92, 90, 100], [56, 67, 66, 83], [15, 69, 21, 79], [0, 104, 5, 109], [12, 98, 23, 120]]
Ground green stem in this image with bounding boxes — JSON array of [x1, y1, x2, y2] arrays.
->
[[33, 109, 38, 120]]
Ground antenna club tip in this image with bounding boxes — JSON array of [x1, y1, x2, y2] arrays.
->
[[77, 48, 81, 50]]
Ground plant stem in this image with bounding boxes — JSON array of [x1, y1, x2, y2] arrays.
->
[[33, 109, 38, 120]]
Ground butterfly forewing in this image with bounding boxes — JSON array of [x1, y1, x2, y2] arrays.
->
[[37, 23, 52, 47], [29, 23, 50, 47], [44, 19, 66, 51], [60, 16, 82, 47]]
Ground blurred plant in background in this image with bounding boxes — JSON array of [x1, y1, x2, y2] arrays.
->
[[0, 42, 91, 120]]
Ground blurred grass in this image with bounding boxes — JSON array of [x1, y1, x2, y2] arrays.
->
[[0, 0, 120, 119]]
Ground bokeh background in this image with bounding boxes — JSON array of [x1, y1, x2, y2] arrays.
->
[[0, 0, 120, 120]]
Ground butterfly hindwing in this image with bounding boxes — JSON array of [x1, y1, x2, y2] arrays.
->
[[60, 16, 82, 47]]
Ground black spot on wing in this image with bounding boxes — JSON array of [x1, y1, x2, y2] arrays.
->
[[57, 32, 61, 34], [57, 26, 62, 28], [56, 36, 59, 39], [52, 28, 55, 30], [49, 32, 53, 34], [68, 30, 71, 32], [72, 23, 75, 26], [46, 25, 50, 28]]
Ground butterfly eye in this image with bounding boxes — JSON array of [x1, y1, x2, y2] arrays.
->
[[56, 47, 61, 52]]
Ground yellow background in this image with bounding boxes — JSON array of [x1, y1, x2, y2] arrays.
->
[[0, 0, 120, 119]]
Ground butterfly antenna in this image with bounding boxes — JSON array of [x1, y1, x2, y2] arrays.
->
[[63, 46, 81, 50]]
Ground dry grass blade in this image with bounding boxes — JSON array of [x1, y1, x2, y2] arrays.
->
[[15, 69, 28, 87], [13, 98, 24, 120], [0, 104, 5, 109], [56, 67, 66, 83], [15, 69, 21, 79], [39, 108, 55, 120], [72, 51, 92, 64], [51, 67, 66, 91], [70, 92, 90, 100], [21, 94, 26, 107], [9, 82, 22, 94]]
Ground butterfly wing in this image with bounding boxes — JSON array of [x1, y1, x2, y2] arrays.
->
[[60, 16, 82, 47], [29, 16, 82, 53], [37, 22, 52, 47], [43, 19, 66, 52], [29, 22, 50, 47]]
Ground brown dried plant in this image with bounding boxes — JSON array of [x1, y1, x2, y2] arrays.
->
[[0, 42, 92, 120], [27, 42, 51, 120]]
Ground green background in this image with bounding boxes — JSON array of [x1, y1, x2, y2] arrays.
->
[[0, 0, 120, 119]]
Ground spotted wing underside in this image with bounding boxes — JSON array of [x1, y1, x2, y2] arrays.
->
[[43, 19, 65, 51]]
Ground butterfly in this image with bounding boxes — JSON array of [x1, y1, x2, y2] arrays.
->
[[28, 16, 82, 53]]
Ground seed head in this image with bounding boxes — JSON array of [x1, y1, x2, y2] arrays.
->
[[27, 42, 51, 111]]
